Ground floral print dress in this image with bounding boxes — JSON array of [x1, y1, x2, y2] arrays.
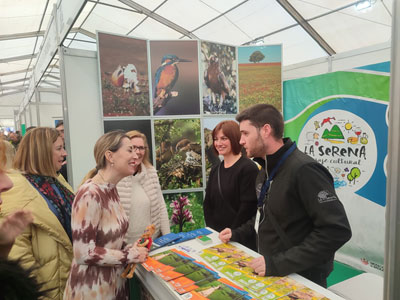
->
[[64, 180, 138, 300]]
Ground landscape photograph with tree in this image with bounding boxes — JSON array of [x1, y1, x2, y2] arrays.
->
[[238, 44, 282, 111], [154, 118, 202, 190]]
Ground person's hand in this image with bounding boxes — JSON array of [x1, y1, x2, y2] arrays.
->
[[249, 256, 266, 277], [0, 210, 33, 246], [133, 239, 143, 247], [219, 228, 232, 243], [123, 243, 133, 251], [133, 246, 149, 263]]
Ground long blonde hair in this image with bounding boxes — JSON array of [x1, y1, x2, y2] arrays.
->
[[13, 127, 61, 177], [126, 130, 152, 173], [81, 130, 130, 183], [4, 140, 16, 169], [0, 138, 6, 172]]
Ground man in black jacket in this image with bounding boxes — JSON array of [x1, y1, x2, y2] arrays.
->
[[219, 104, 352, 287]]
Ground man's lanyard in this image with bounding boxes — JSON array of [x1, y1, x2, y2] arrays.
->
[[257, 142, 297, 208]]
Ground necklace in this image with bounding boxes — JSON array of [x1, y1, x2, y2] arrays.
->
[[98, 171, 108, 183]]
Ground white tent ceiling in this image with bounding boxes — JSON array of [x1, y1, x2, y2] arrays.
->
[[0, 0, 393, 102]]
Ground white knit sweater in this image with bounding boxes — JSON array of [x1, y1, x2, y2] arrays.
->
[[117, 163, 170, 242]]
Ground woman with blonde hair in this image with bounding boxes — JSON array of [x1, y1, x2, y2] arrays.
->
[[118, 130, 170, 244], [0, 137, 44, 300], [0, 138, 33, 259], [0, 128, 74, 299], [3, 138, 15, 169], [64, 130, 148, 300], [117, 130, 170, 298]]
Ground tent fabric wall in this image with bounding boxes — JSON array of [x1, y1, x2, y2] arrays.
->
[[283, 42, 391, 81]]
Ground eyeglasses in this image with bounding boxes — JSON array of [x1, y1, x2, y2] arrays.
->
[[133, 145, 147, 152]]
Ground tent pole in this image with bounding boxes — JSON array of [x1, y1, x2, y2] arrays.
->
[[384, 0, 400, 299]]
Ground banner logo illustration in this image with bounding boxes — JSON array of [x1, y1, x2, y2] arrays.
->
[[298, 109, 377, 192]]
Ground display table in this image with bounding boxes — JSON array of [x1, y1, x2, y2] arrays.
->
[[135, 229, 345, 300], [328, 272, 383, 300]]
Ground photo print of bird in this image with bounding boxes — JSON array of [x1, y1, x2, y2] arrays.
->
[[111, 64, 141, 94], [150, 40, 200, 116], [201, 41, 237, 114], [154, 119, 202, 190], [98, 32, 150, 116], [153, 54, 190, 114], [204, 55, 230, 108]]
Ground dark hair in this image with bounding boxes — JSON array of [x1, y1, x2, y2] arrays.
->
[[0, 258, 47, 300], [55, 121, 63, 128], [212, 120, 242, 155], [236, 104, 284, 139]]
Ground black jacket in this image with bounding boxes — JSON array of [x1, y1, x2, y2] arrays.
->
[[232, 138, 352, 286], [204, 156, 259, 249]]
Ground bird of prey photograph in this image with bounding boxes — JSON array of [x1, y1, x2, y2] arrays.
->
[[150, 40, 200, 116], [201, 41, 237, 115]]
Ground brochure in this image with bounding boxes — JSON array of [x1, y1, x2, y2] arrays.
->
[[185, 277, 253, 300]]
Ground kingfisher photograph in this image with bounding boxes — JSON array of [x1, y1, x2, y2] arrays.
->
[[201, 41, 237, 115], [97, 32, 150, 116], [150, 40, 200, 116]]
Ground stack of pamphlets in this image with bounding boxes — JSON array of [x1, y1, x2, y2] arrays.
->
[[199, 243, 330, 300], [142, 234, 330, 299], [152, 228, 213, 250], [143, 248, 254, 299]]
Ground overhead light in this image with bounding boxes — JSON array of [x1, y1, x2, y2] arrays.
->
[[355, 0, 376, 11]]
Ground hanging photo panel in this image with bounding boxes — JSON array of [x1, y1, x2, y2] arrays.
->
[[201, 41, 237, 114], [164, 191, 205, 233], [154, 118, 202, 190], [103, 119, 153, 163], [97, 32, 150, 116], [150, 40, 200, 116], [238, 45, 282, 112], [203, 117, 235, 177]]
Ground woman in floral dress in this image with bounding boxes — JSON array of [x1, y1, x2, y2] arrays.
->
[[64, 130, 148, 300]]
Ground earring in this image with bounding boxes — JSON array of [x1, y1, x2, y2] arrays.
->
[[111, 162, 114, 167]]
